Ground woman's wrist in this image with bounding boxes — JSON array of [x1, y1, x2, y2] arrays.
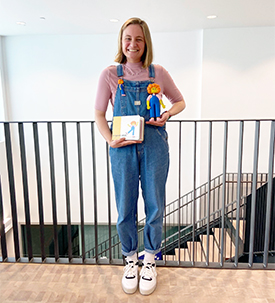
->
[[163, 110, 172, 120]]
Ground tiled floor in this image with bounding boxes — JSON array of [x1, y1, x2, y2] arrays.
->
[[0, 262, 275, 303]]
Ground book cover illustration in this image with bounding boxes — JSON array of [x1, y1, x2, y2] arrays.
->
[[112, 115, 144, 141]]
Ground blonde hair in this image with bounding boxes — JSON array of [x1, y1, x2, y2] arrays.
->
[[114, 17, 153, 69]]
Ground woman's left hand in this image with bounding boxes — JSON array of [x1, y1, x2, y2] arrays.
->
[[146, 111, 170, 127]]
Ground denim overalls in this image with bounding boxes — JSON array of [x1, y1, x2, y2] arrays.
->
[[109, 64, 169, 257]]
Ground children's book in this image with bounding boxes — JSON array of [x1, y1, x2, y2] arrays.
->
[[112, 115, 144, 141]]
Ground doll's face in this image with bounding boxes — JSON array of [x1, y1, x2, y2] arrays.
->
[[122, 24, 145, 63], [151, 87, 158, 94]]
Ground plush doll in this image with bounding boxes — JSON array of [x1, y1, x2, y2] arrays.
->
[[147, 83, 165, 120]]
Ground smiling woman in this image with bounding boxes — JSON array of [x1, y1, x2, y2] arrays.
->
[[94, 17, 186, 296]]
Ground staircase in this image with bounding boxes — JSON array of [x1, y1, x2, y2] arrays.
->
[[84, 173, 271, 264], [159, 218, 245, 263]]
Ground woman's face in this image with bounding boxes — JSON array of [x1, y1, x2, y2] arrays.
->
[[122, 24, 145, 63]]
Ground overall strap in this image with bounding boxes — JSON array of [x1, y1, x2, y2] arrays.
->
[[117, 64, 124, 77], [148, 64, 155, 80]]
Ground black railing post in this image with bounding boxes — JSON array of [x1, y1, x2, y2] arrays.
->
[[0, 176, 8, 261], [76, 122, 85, 263], [206, 121, 212, 266], [178, 121, 182, 263], [4, 122, 20, 261], [234, 121, 244, 267], [263, 120, 275, 267], [248, 121, 260, 267], [106, 142, 112, 262], [18, 122, 33, 261], [163, 190, 167, 263], [91, 122, 98, 262], [47, 122, 59, 261], [220, 121, 228, 267], [62, 122, 72, 261], [33, 122, 46, 261], [192, 121, 197, 265]]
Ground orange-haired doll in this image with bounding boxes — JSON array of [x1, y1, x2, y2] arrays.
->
[[146, 83, 165, 121], [118, 79, 126, 96]]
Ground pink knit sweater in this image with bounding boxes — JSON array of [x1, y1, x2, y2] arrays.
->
[[95, 62, 183, 112]]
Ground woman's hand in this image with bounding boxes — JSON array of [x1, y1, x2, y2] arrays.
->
[[95, 110, 141, 148], [109, 138, 141, 148], [146, 111, 170, 127], [146, 100, 186, 127]]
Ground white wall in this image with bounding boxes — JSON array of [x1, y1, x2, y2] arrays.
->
[[0, 37, 8, 141], [201, 27, 275, 120], [153, 31, 203, 120], [199, 27, 275, 185], [0, 27, 274, 228], [2, 34, 117, 122]]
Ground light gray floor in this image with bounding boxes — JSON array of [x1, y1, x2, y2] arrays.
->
[[0, 263, 275, 302]]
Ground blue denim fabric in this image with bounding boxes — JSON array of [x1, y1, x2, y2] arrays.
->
[[109, 65, 169, 257]]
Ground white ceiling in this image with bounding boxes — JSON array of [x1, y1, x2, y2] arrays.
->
[[0, 0, 275, 36]]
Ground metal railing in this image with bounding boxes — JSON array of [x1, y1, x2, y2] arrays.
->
[[0, 119, 274, 268], [86, 173, 272, 263]]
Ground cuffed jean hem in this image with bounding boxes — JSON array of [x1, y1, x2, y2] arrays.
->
[[144, 247, 161, 255], [122, 249, 138, 257]]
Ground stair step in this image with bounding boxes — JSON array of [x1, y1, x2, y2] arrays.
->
[[164, 248, 191, 262], [163, 219, 245, 263], [232, 219, 245, 240], [187, 241, 205, 262], [165, 254, 176, 261], [200, 234, 220, 263], [175, 248, 191, 262], [214, 228, 236, 259]]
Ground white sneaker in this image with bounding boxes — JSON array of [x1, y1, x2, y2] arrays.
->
[[122, 258, 139, 294], [139, 262, 157, 296]]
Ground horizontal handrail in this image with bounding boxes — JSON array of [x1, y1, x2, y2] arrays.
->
[[1, 118, 274, 123]]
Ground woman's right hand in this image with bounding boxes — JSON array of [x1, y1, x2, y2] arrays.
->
[[95, 110, 141, 148], [109, 138, 141, 148]]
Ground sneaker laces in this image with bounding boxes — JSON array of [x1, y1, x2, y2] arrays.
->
[[124, 260, 138, 279], [140, 262, 156, 281]]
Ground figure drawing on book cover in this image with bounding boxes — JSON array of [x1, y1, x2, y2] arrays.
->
[[112, 115, 144, 141]]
